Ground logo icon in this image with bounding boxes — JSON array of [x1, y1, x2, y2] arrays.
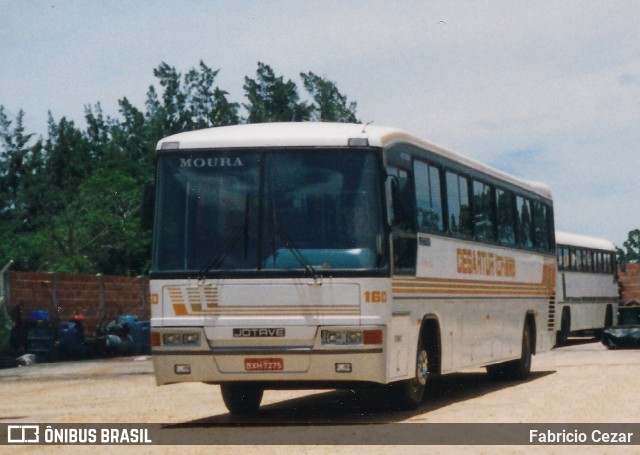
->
[[7, 425, 40, 443]]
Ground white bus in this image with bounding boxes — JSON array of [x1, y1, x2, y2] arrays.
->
[[149, 123, 557, 414], [555, 231, 618, 345]]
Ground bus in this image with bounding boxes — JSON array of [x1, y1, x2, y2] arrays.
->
[[555, 231, 618, 345], [148, 122, 557, 414]]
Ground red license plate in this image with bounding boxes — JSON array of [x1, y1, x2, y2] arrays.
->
[[244, 358, 284, 371]]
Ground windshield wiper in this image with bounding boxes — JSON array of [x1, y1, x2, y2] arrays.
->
[[275, 226, 319, 280], [197, 224, 244, 279], [267, 187, 320, 282], [197, 194, 251, 279]]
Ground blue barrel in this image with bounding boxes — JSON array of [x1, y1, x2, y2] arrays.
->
[[116, 315, 150, 355], [30, 310, 49, 323], [27, 316, 56, 362], [57, 322, 86, 359]]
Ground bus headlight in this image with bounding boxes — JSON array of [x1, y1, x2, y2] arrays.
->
[[322, 330, 359, 345], [182, 333, 200, 345], [321, 329, 382, 346], [163, 333, 181, 346], [162, 332, 200, 346]]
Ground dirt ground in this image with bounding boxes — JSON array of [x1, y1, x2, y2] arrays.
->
[[1, 338, 639, 454]]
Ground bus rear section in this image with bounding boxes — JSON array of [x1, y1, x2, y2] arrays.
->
[[555, 231, 619, 345]]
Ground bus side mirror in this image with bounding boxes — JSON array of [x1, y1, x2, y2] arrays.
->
[[385, 174, 399, 227], [141, 183, 155, 231], [385, 173, 415, 231]]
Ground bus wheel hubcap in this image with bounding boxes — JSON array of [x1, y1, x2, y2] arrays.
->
[[417, 350, 428, 386]]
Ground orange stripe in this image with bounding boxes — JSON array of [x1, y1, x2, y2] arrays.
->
[[173, 304, 188, 316], [392, 281, 543, 291], [393, 276, 547, 286], [392, 276, 554, 297], [392, 287, 550, 296]]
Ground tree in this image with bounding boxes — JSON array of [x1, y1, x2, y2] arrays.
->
[[184, 61, 240, 128], [24, 161, 150, 274], [209, 87, 242, 127], [43, 113, 93, 200], [0, 61, 359, 275], [243, 62, 312, 122], [113, 97, 153, 168], [300, 71, 359, 122], [151, 61, 240, 134], [0, 107, 46, 271], [617, 229, 640, 264], [83, 102, 113, 161], [153, 62, 188, 133], [73, 164, 149, 274], [0, 107, 35, 214]]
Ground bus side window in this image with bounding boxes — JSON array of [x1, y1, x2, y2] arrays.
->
[[604, 253, 612, 274], [557, 246, 565, 270], [496, 189, 516, 245], [516, 196, 533, 249], [446, 171, 472, 237], [472, 180, 495, 241], [414, 160, 444, 232], [531, 201, 551, 251], [585, 249, 593, 272], [594, 251, 602, 273], [562, 247, 570, 270]]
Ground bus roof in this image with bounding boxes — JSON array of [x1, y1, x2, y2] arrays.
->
[[157, 122, 396, 149], [156, 122, 552, 200], [555, 231, 616, 252]]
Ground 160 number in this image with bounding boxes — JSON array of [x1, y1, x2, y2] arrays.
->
[[364, 291, 387, 303]]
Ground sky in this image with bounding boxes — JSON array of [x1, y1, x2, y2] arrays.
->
[[1, 0, 639, 248]]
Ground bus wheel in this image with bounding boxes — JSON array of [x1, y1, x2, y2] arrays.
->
[[487, 322, 532, 380], [391, 336, 428, 410], [556, 307, 570, 346], [596, 305, 614, 340], [604, 305, 613, 328], [220, 383, 264, 415], [508, 322, 532, 380]]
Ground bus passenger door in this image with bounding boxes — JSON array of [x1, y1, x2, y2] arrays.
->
[[389, 314, 413, 380], [386, 166, 417, 275], [386, 165, 418, 380]]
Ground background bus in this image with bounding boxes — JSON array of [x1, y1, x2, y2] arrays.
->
[[555, 231, 619, 345], [149, 123, 557, 414]]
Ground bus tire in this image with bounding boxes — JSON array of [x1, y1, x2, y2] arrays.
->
[[556, 307, 570, 346], [508, 322, 532, 380], [604, 305, 613, 328], [220, 383, 264, 415], [486, 322, 532, 380], [391, 334, 428, 410], [596, 305, 614, 340]]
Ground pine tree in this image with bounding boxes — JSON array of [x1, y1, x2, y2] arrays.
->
[[300, 72, 358, 122], [243, 62, 312, 123]]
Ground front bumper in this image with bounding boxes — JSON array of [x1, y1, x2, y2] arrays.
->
[[152, 342, 386, 386]]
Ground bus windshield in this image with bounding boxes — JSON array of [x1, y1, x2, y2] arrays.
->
[[152, 148, 386, 275]]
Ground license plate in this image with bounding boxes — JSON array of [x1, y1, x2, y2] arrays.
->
[[244, 358, 284, 372]]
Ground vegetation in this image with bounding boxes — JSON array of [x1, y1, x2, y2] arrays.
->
[[617, 229, 640, 264], [0, 61, 359, 275]]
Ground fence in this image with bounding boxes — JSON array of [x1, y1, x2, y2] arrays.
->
[[5, 271, 149, 336], [2, 265, 640, 340], [618, 263, 640, 305]]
